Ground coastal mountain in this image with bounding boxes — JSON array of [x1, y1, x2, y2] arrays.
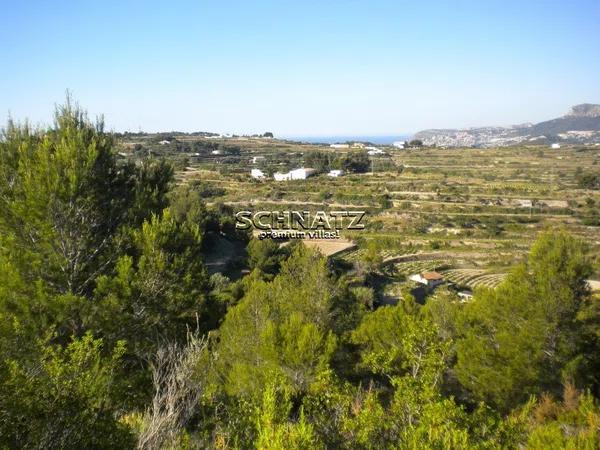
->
[[414, 104, 600, 147]]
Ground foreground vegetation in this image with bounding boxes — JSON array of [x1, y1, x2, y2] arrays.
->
[[1, 102, 600, 448]]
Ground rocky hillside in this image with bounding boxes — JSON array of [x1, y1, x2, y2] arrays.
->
[[414, 104, 600, 147]]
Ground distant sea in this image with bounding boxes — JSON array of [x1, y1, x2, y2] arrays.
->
[[282, 135, 412, 145]]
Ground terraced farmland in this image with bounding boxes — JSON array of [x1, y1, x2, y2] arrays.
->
[[441, 269, 507, 289], [393, 260, 451, 275], [130, 135, 600, 286], [341, 248, 402, 262]]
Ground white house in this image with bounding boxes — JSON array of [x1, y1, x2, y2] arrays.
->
[[551, 143, 561, 149], [352, 142, 365, 149], [251, 156, 265, 164], [273, 172, 291, 181], [274, 167, 317, 181], [158, 140, 171, 145], [330, 144, 350, 149], [393, 141, 406, 149], [251, 169, 266, 179], [409, 271, 444, 288], [328, 169, 343, 177], [367, 148, 386, 156], [290, 167, 317, 179]]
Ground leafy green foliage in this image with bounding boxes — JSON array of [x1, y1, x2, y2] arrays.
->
[[246, 238, 288, 277], [213, 246, 340, 399], [519, 387, 600, 449], [357, 241, 384, 275], [304, 151, 330, 172], [0, 100, 174, 342], [303, 150, 371, 173], [577, 171, 600, 190], [455, 230, 597, 411], [335, 151, 370, 173], [2, 101, 600, 449], [0, 101, 217, 446], [351, 302, 450, 383], [0, 332, 133, 449], [255, 383, 323, 449], [90, 209, 210, 356]]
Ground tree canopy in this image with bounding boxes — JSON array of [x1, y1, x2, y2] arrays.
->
[[2, 101, 600, 449]]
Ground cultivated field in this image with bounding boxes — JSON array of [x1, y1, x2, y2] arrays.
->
[[119, 135, 600, 301]]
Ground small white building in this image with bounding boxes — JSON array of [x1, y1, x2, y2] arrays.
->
[[211, 150, 223, 155], [328, 169, 344, 177], [251, 156, 265, 164], [273, 172, 291, 181], [274, 167, 317, 181], [158, 140, 171, 145], [290, 167, 317, 180], [551, 143, 561, 149], [367, 148, 386, 156], [251, 169, 266, 179], [409, 271, 444, 288], [352, 142, 365, 148], [393, 141, 406, 149], [330, 144, 350, 149]]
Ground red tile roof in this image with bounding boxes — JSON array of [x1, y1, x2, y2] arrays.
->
[[422, 271, 443, 281]]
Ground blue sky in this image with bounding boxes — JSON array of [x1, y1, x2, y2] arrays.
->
[[1, 0, 599, 135]]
